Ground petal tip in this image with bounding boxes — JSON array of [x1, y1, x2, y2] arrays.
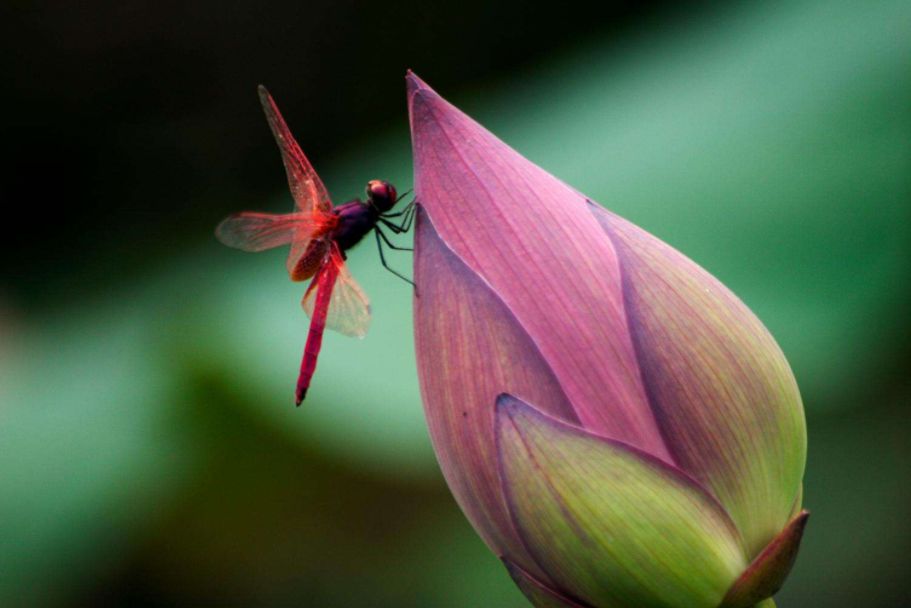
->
[[404, 68, 422, 90], [493, 393, 519, 460], [494, 392, 568, 442], [495, 391, 520, 414], [405, 70, 439, 111]]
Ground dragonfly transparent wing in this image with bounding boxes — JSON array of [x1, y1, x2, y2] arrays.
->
[[258, 85, 333, 215], [301, 244, 371, 338], [216, 211, 335, 252]]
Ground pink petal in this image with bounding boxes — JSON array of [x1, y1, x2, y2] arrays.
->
[[407, 72, 670, 461], [413, 207, 577, 582], [591, 205, 806, 556]]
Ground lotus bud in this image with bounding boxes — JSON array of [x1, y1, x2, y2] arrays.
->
[[407, 72, 808, 608]]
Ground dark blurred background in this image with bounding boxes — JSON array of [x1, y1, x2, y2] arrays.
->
[[1, 0, 909, 606]]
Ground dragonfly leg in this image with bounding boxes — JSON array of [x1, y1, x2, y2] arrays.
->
[[380, 200, 416, 229], [379, 218, 405, 234], [398, 201, 417, 232], [393, 189, 413, 204], [374, 227, 415, 287], [383, 199, 414, 217], [379, 208, 416, 234], [376, 223, 413, 251]]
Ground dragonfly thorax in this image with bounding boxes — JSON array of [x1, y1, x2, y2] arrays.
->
[[332, 200, 379, 253], [331, 180, 399, 253]]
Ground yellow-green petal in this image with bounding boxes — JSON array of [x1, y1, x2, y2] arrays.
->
[[497, 394, 748, 608]]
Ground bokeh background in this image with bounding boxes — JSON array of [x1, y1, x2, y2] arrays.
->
[[2, 0, 909, 606]]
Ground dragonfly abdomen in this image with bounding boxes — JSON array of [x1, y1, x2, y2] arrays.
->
[[296, 261, 339, 405]]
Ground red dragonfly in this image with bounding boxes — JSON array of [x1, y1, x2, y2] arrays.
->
[[216, 86, 414, 404]]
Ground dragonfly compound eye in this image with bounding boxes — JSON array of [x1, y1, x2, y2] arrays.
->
[[366, 180, 397, 212]]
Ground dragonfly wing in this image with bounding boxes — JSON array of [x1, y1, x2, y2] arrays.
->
[[258, 85, 333, 215], [302, 244, 371, 338], [216, 211, 334, 252]]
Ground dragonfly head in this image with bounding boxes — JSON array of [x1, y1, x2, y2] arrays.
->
[[366, 180, 398, 213]]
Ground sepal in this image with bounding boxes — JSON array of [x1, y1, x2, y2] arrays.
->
[[720, 511, 810, 608]]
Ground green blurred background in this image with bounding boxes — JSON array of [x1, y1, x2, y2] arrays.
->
[[1, 0, 909, 606]]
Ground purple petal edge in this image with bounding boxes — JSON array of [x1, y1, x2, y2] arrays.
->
[[503, 558, 594, 608], [494, 393, 742, 544]]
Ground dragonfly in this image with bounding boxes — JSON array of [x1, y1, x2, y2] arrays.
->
[[216, 86, 415, 405]]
